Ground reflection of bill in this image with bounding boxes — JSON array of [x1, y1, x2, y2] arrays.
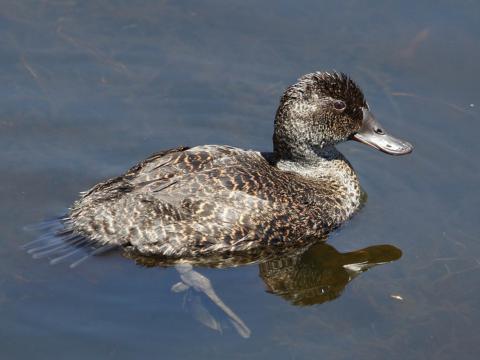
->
[[169, 242, 401, 337], [260, 242, 402, 306]]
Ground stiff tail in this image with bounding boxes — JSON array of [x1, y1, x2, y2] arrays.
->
[[23, 216, 118, 268]]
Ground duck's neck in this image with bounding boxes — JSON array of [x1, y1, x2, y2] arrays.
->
[[273, 145, 362, 222], [275, 145, 355, 181]]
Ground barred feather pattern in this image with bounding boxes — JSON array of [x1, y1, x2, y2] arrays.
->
[[64, 145, 361, 257]]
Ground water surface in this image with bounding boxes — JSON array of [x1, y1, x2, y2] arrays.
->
[[1, 1, 479, 359]]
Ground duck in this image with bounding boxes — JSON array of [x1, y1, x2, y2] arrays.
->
[[25, 71, 412, 266]]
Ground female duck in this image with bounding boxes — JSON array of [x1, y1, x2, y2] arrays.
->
[[28, 72, 412, 262]]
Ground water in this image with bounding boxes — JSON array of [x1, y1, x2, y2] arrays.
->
[[1, 0, 479, 359]]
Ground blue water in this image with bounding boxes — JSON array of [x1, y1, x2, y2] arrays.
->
[[1, 1, 479, 359]]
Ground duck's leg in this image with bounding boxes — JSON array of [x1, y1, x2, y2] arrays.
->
[[188, 294, 223, 333], [200, 282, 251, 339], [172, 266, 223, 333], [174, 264, 251, 338], [171, 282, 190, 293]]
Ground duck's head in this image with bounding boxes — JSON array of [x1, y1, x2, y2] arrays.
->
[[273, 72, 413, 161]]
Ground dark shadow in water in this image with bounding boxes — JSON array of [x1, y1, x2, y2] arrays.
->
[[259, 242, 402, 306], [125, 240, 402, 338]]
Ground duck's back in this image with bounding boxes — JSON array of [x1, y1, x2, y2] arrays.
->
[[66, 145, 331, 257]]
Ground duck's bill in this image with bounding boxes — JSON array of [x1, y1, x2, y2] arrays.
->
[[351, 108, 413, 156]]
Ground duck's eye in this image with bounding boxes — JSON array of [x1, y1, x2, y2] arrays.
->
[[374, 128, 384, 135], [333, 100, 346, 111]]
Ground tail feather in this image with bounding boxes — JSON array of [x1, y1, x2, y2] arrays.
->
[[27, 233, 82, 254], [30, 236, 85, 258], [21, 230, 64, 249], [68, 244, 117, 268], [23, 216, 118, 267], [22, 217, 66, 232], [49, 247, 84, 265]]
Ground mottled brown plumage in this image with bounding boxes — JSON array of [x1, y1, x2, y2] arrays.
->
[[26, 71, 413, 264], [68, 144, 360, 257]]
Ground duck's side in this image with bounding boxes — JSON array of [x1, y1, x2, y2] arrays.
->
[[66, 144, 361, 257]]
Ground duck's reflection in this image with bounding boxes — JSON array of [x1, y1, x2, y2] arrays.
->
[[126, 241, 402, 338], [260, 242, 402, 306]]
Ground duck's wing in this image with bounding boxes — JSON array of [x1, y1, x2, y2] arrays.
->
[[25, 145, 296, 266], [67, 145, 306, 257], [129, 146, 307, 255]]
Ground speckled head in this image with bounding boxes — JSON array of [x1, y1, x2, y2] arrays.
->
[[273, 71, 413, 161]]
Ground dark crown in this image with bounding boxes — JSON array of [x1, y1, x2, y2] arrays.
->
[[284, 71, 367, 109]]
